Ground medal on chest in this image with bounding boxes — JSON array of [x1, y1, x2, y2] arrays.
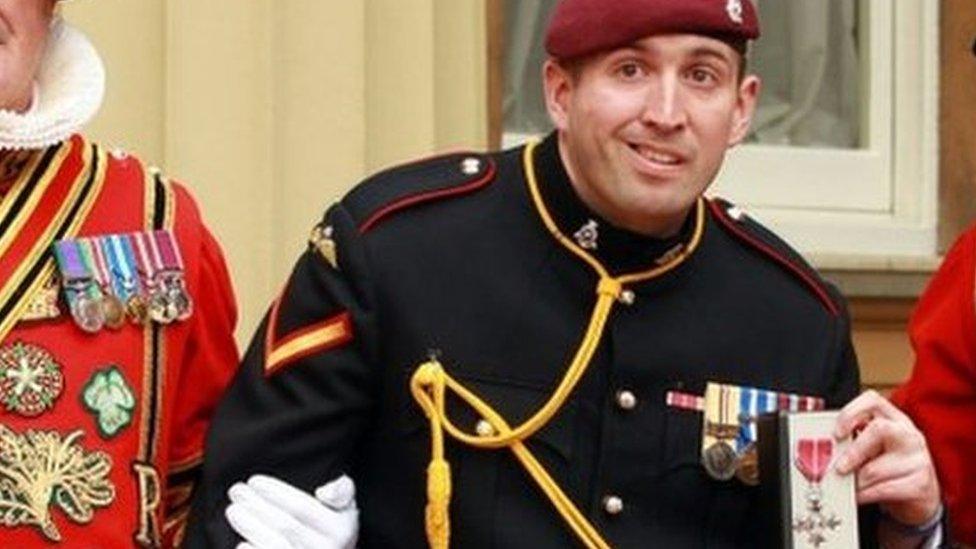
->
[[668, 382, 826, 485], [131, 230, 193, 324], [52, 230, 194, 333]]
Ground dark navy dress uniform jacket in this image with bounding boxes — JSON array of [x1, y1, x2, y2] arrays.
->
[[186, 133, 871, 548]]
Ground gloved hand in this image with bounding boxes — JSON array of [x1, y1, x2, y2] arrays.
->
[[225, 474, 358, 549]]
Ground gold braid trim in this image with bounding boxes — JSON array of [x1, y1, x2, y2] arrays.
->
[[410, 141, 706, 548]]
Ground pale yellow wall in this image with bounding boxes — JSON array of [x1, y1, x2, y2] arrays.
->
[[365, 0, 438, 170], [363, 0, 489, 170], [164, 0, 275, 346], [67, 0, 488, 342], [63, 0, 165, 163], [434, 0, 490, 151]]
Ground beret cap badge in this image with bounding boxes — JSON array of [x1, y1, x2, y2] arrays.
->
[[726, 0, 744, 25]]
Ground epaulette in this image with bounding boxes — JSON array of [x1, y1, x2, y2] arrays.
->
[[707, 197, 841, 317], [342, 151, 497, 234]]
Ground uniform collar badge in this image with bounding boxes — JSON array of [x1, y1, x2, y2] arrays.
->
[[726, 0, 745, 25], [573, 219, 599, 250]]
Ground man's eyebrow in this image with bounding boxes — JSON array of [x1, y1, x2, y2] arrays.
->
[[688, 47, 735, 66], [609, 45, 647, 56], [611, 44, 735, 66]]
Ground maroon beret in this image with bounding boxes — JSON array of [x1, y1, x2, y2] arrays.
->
[[544, 0, 760, 59]]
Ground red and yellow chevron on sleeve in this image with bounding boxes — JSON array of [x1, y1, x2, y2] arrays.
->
[[263, 297, 353, 377]]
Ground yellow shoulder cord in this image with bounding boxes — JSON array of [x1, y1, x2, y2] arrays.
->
[[410, 141, 706, 549]]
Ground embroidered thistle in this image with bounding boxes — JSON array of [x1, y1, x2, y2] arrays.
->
[[0, 427, 115, 541], [82, 366, 136, 439]]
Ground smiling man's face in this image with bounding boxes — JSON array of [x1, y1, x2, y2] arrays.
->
[[544, 33, 760, 237], [0, 0, 55, 112]]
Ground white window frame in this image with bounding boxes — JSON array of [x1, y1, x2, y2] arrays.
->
[[503, 0, 940, 258]]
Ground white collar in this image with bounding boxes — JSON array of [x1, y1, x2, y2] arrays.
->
[[0, 18, 105, 150]]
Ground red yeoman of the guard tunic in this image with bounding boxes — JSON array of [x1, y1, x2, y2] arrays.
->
[[0, 134, 238, 548], [892, 226, 976, 545]]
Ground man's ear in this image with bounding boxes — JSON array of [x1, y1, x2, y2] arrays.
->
[[728, 74, 761, 147], [543, 59, 575, 131]]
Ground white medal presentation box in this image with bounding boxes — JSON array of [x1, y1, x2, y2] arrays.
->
[[758, 410, 859, 549]]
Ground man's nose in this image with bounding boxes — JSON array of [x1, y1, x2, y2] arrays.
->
[[640, 74, 687, 133]]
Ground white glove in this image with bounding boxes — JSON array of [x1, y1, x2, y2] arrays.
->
[[225, 474, 359, 549]]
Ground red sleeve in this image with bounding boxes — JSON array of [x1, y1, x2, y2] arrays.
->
[[892, 226, 976, 545], [162, 185, 239, 547], [169, 225, 240, 465]]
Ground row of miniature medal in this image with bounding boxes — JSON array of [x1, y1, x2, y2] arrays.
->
[[53, 230, 192, 332], [668, 382, 825, 486]]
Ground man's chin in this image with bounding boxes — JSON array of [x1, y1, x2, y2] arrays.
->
[[612, 197, 696, 237], [631, 186, 697, 211]]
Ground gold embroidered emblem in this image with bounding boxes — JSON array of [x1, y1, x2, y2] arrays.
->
[[309, 224, 338, 269], [21, 276, 61, 322], [133, 462, 161, 547], [0, 426, 115, 541]]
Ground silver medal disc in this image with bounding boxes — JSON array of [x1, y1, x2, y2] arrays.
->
[[72, 294, 105, 333], [168, 281, 193, 321], [148, 291, 172, 324], [702, 440, 738, 481]]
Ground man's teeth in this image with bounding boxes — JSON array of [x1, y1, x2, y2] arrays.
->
[[635, 146, 680, 165]]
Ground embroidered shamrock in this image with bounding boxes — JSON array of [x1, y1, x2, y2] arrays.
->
[[82, 366, 136, 438]]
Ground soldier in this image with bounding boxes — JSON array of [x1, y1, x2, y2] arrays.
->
[[0, 1, 238, 546], [891, 225, 976, 545], [188, 0, 942, 547]]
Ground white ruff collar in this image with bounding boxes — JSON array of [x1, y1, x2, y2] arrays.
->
[[0, 19, 105, 150]]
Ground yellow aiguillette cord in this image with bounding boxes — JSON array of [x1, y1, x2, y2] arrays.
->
[[410, 140, 706, 549]]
